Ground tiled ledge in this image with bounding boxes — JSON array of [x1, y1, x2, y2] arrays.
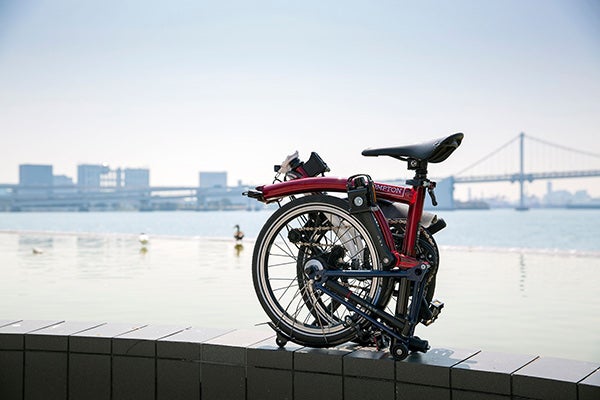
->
[[0, 319, 598, 400]]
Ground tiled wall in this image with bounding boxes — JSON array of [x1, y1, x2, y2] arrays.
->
[[0, 319, 598, 400]]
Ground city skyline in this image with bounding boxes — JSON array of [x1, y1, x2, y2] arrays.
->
[[1, 1, 599, 199], [4, 159, 598, 205]]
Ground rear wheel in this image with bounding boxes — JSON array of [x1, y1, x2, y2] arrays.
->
[[252, 194, 392, 347]]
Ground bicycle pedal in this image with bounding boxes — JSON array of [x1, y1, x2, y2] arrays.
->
[[421, 299, 444, 326], [371, 331, 389, 351]]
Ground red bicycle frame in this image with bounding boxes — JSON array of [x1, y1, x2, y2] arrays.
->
[[255, 176, 427, 267]]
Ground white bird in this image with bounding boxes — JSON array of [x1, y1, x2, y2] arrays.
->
[[138, 233, 149, 245], [32, 248, 44, 254]]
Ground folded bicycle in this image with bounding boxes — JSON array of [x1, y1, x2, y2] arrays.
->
[[244, 133, 463, 360]]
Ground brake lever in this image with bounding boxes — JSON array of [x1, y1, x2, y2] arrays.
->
[[427, 186, 438, 206]]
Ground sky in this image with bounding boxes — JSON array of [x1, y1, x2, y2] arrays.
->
[[1, 0, 599, 200]]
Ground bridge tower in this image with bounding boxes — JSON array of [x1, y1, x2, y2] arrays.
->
[[451, 132, 600, 210], [516, 132, 528, 211]]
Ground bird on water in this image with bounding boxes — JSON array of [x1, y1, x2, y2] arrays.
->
[[234, 225, 244, 241], [139, 233, 149, 245]]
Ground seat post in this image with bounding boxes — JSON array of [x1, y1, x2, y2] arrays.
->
[[403, 159, 429, 257]]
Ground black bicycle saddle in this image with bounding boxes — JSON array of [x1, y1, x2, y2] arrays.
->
[[362, 133, 464, 163]]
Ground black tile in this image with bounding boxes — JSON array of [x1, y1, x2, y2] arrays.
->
[[0, 350, 23, 400], [452, 389, 510, 400], [396, 381, 451, 400], [112, 355, 155, 400], [247, 337, 303, 370], [396, 346, 480, 388], [294, 371, 343, 400], [202, 326, 274, 365], [512, 356, 600, 400], [0, 333, 24, 351], [112, 325, 186, 357], [579, 367, 600, 400], [70, 322, 147, 354], [25, 321, 105, 352], [344, 347, 395, 380], [201, 363, 246, 400], [157, 358, 201, 400], [345, 376, 395, 400], [157, 326, 231, 360], [24, 351, 67, 400], [294, 344, 357, 375], [112, 324, 188, 357], [247, 367, 293, 400], [69, 353, 111, 400], [451, 350, 537, 394], [0, 320, 63, 350]]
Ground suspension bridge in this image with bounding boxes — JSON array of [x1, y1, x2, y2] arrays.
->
[[450, 132, 600, 210]]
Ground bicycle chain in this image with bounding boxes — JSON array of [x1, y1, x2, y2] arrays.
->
[[289, 224, 338, 248], [290, 218, 409, 248]]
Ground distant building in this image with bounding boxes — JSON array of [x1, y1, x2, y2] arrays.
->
[[543, 181, 591, 207], [78, 164, 149, 190], [19, 164, 53, 187], [124, 168, 150, 188], [53, 175, 74, 187], [432, 177, 455, 210], [77, 164, 110, 188], [52, 174, 76, 194], [199, 172, 227, 188]]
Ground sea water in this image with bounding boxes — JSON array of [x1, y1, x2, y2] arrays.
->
[[0, 208, 599, 362]]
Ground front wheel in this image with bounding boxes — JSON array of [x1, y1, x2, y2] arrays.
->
[[252, 194, 392, 347]]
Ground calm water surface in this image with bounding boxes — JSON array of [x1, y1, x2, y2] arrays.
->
[[1, 209, 599, 362]]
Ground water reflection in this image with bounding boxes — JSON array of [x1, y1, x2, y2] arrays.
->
[[234, 243, 244, 257], [77, 236, 106, 248], [19, 235, 54, 252], [2, 232, 599, 363], [519, 253, 526, 294]]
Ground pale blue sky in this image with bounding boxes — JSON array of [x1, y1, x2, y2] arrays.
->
[[1, 0, 599, 199]]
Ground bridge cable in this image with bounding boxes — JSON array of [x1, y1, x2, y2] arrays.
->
[[455, 134, 520, 176], [525, 134, 600, 159]]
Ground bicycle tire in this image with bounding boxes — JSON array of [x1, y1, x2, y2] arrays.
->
[[252, 194, 391, 347]]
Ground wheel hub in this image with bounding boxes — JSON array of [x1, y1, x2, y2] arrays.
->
[[304, 258, 324, 278]]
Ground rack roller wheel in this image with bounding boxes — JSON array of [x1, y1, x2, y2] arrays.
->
[[275, 333, 288, 348], [391, 342, 409, 361]]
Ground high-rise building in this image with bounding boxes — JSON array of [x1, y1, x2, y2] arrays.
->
[[19, 164, 53, 187], [78, 164, 149, 190], [124, 168, 150, 188], [77, 164, 124, 188], [77, 164, 110, 188], [199, 172, 227, 188]]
